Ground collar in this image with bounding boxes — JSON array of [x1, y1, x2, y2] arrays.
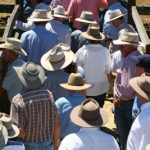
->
[[141, 102, 150, 112]]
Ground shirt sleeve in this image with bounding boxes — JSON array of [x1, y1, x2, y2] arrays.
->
[[105, 48, 111, 74], [75, 48, 85, 68]]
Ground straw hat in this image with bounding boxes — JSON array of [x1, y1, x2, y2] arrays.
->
[[17, 62, 46, 89], [0, 113, 19, 139], [0, 38, 27, 56], [70, 98, 108, 128], [75, 11, 97, 24], [29, 9, 51, 22], [145, 144, 150, 150], [113, 29, 142, 46], [0, 120, 8, 149], [41, 43, 74, 71], [82, 24, 105, 41], [60, 73, 91, 91], [52, 5, 68, 19], [129, 73, 150, 101], [107, 9, 126, 23]]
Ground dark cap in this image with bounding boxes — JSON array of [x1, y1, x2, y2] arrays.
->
[[136, 54, 150, 72]]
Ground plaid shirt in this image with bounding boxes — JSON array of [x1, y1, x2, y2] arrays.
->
[[10, 87, 57, 142]]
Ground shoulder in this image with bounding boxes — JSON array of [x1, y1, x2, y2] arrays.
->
[[12, 93, 24, 107]]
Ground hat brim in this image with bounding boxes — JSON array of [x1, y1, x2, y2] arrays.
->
[[16, 65, 46, 89], [41, 49, 75, 71], [129, 77, 150, 100], [113, 39, 142, 46], [60, 83, 92, 91], [28, 18, 51, 22], [8, 124, 20, 139], [75, 18, 97, 24], [106, 13, 126, 23], [82, 32, 105, 41], [0, 125, 8, 149], [70, 106, 108, 128], [52, 14, 69, 19], [0, 43, 27, 56]]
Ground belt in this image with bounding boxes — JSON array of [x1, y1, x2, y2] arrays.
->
[[114, 98, 134, 107]]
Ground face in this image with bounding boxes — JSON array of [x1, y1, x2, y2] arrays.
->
[[136, 65, 145, 76]]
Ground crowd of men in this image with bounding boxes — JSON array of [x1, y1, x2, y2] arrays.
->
[[0, 0, 150, 150]]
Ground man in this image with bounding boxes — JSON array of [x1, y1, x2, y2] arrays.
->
[[132, 54, 150, 119], [21, 9, 59, 65], [0, 38, 26, 104], [103, 9, 135, 53], [71, 11, 97, 52], [127, 73, 150, 150], [10, 62, 60, 150], [56, 73, 91, 139], [46, 5, 71, 46], [111, 29, 142, 149], [76, 24, 111, 108], [41, 43, 74, 100], [59, 98, 120, 150], [67, 0, 108, 29]]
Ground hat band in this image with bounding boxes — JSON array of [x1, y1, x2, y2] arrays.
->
[[49, 55, 65, 64], [22, 71, 39, 81], [4, 43, 21, 51]]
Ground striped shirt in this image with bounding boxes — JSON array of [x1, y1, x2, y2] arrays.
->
[[10, 88, 57, 142], [112, 50, 142, 100]]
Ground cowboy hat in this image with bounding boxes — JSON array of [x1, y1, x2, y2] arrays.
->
[[75, 11, 97, 24], [0, 120, 8, 149], [82, 24, 105, 41], [129, 73, 150, 101], [41, 43, 74, 71], [113, 29, 142, 46], [107, 9, 126, 23], [0, 38, 27, 56], [70, 98, 108, 128], [60, 73, 91, 91], [52, 5, 69, 19], [17, 62, 46, 89], [28, 9, 52, 22], [0, 113, 19, 139]]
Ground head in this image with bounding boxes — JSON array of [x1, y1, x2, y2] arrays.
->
[[111, 16, 124, 27], [30, 0, 44, 5]]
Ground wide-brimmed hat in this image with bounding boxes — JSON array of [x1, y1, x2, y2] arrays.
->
[[145, 144, 150, 150], [0, 113, 19, 139], [41, 43, 74, 71], [75, 11, 97, 24], [60, 73, 91, 91], [113, 29, 142, 46], [0, 120, 8, 149], [0, 38, 27, 56], [28, 9, 51, 22], [129, 73, 150, 100], [70, 98, 108, 128], [82, 24, 105, 41], [107, 9, 126, 23], [17, 62, 46, 89], [52, 5, 68, 19]]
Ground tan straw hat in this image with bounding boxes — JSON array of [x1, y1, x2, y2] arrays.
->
[[82, 24, 105, 41], [60, 73, 91, 91], [0, 113, 19, 139], [52, 5, 68, 19], [0, 38, 27, 56], [0, 120, 8, 149], [129, 73, 150, 101], [113, 29, 142, 46], [29, 9, 51, 22], [107, 9, 126, 23], [41, 43, 74, 71], [75, 11, 97, 24], [70, 98, 108, 128]]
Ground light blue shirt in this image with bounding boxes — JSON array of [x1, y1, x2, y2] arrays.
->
[[2, 58, 25, 101], [55, 92, 86, 139], [2, 141, 25, 150], [21, 26, 59, 65], [46, 20, 71, 46]]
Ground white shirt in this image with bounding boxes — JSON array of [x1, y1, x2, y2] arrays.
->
[[76, 44, 111, 96], [59, 128, 120, 150], [127, 102, 150, 150]]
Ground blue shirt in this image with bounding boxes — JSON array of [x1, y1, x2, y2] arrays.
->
[[46, 20, 71, 46], [2, 141, 25, 150], [55, 92, 86, 139], [21, 26, 59, 65], [132, 96, 143, 119]]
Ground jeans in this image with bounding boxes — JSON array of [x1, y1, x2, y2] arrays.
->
[[87, 93, 106, 108], [18, 140, 53, 150], [114, 99, 134, 150]]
